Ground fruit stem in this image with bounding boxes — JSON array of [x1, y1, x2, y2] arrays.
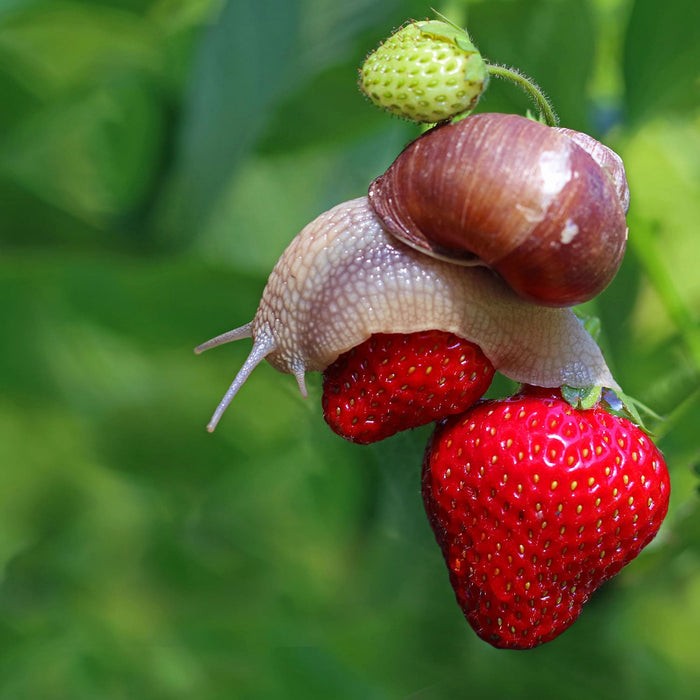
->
[[486, 63, 559, 127]]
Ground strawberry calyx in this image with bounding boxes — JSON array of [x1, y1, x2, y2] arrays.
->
[[560, 384, 603, 410], [600, 387, 662, 435], [555, 310, 654, 427], [536, 383, 657, 435], [415, 19, 482, 56]]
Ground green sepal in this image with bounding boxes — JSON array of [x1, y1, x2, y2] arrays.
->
[[600, 388, 659, 435], [417, 20, 476, 50], [561, 385, 603, 410], [418, 22, 480, 57], [524, 108, 547, 124], [422, 12, 480, 53], [561, 383, 658, 435]]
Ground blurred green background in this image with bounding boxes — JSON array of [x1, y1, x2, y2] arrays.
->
[[1, 0, 699, 697]]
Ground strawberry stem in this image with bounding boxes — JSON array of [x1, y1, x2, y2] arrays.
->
[[485, 63, 559, 127]]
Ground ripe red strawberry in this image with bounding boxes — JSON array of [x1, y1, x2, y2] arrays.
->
[[322, 330, 494, 444], [422, 386, 670, 649]]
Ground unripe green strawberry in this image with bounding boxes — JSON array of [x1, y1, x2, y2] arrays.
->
[[359, 20, 489, 123]]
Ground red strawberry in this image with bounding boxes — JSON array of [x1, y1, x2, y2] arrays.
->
[[322, 330, 494, 444], [422, 386, 670, 649]]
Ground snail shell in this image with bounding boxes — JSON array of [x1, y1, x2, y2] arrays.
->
[[196, 197, 617, 431], [368, 112, 628, 307], [553, 126, 630, 214]]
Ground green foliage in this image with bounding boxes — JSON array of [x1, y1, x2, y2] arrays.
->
[[623, 0, 700, 125], [1, 0, 699, 697]]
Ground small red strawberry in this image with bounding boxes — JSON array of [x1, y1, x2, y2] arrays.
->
[[422, 386, 670, 649], [322, 330, 494, 444]]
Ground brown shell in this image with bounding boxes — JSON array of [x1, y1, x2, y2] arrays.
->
[[368, 112, 628, 307], [553, 126, 630, 214]]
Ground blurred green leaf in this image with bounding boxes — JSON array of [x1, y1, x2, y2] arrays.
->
[[163, 0, 303, 242], [0, 1, 160, 97], [0, 59, 39, 135], [149, 0, 222, 32], [0, 0, 40, 20], [623, 0, 700, 125], [468, 0, 596, 130], [256, 63, 389, 155], [0, 173, 104, 247], [2, 1, 700, 697], [196, 123, 417, 275], [161, 0, 432, 246], [0, 77, 165, 225]]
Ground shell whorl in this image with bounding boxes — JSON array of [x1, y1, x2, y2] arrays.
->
[[554, 127, 630, 214], [367, 114, 628, 306], [198, 196, 617, 430]]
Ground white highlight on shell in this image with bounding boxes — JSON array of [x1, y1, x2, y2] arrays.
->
[[196, 197, 618, 431], [560, 219, 579, 244], [513, 146, 573, 227], [514, 202, 547, 224], [538, 147, 572, 200]]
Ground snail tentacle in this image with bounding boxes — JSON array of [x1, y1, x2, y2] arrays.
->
[[204, 333, 276, 433], [195, 323, 253, 354], [290, 358, 309, 399]]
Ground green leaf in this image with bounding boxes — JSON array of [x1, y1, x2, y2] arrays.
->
[[418, 19, 479, 54], [163, 0, 303, 243], [0, 78, 165, 224], [623, 0, 700, 125], [0, 2, 160, 96], [255, 63, 389, 155], [466, 0, 595, 130]]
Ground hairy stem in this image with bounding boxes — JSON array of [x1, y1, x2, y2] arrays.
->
[[486, 63, 559, 127]]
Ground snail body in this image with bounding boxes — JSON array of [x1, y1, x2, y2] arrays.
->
[[369, 113, 628, 306], [197, 197, 617, 431]]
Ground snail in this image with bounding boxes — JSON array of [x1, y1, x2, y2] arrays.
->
[[368, 112, 629, 307], [196, 197, 621, 431], [196, 113, 628, 431]]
